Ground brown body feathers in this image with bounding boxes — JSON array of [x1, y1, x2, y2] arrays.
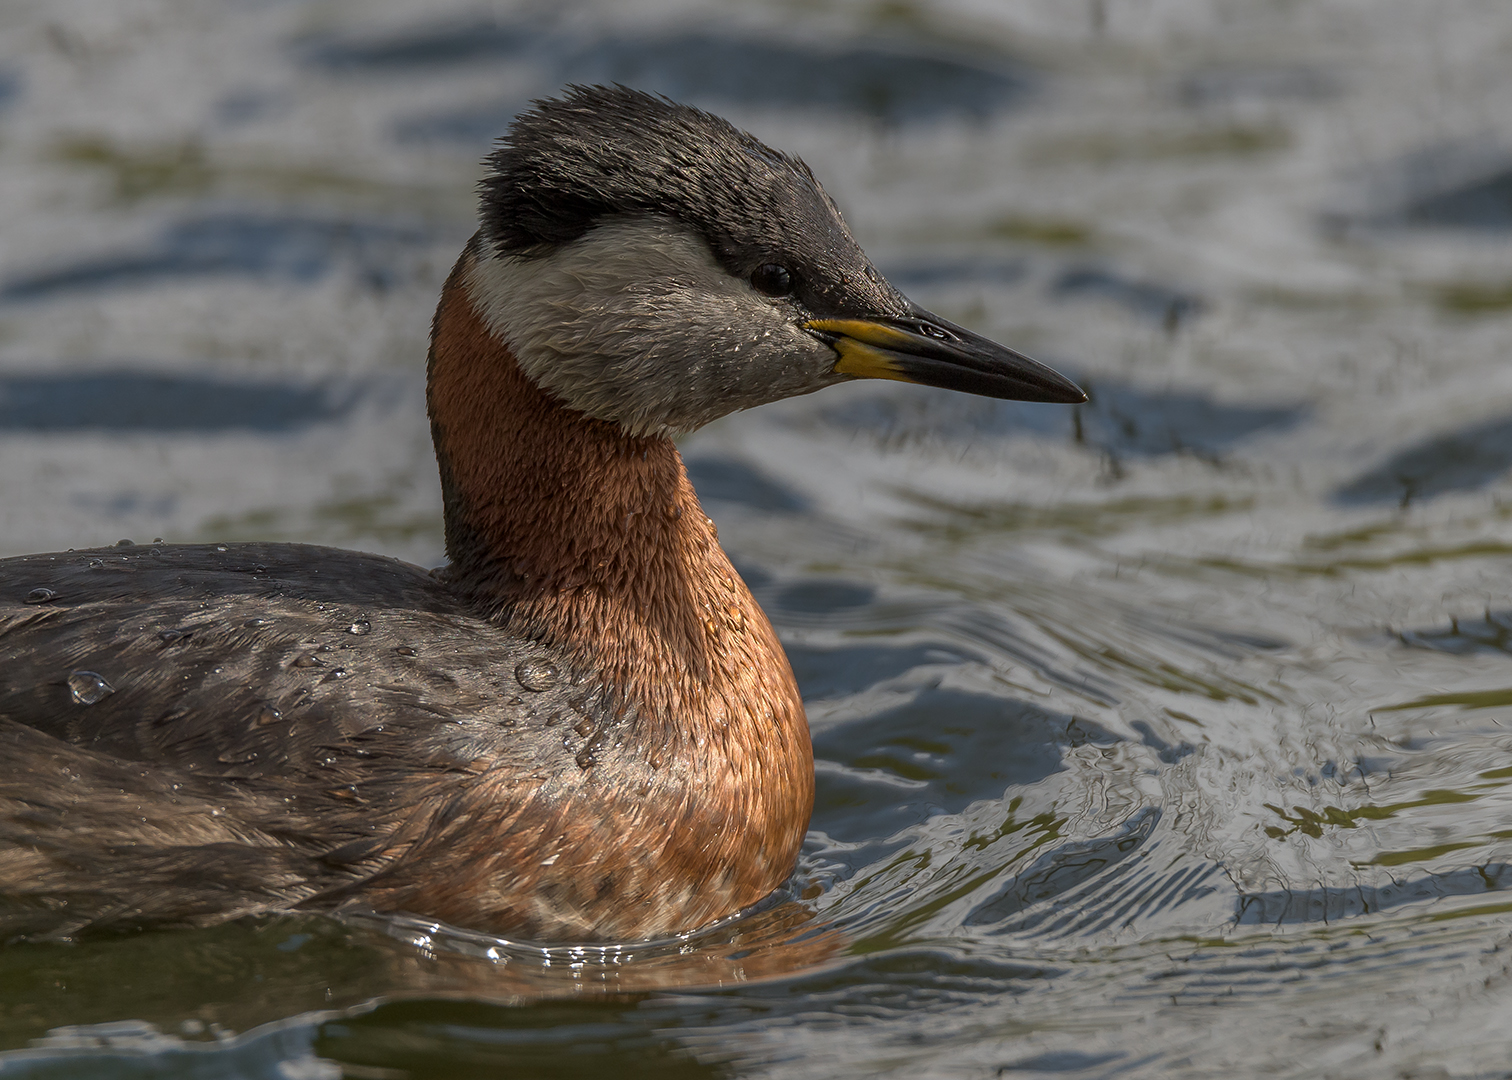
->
[[0, 251, 811, 943]]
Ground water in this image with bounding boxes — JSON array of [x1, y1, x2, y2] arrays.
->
[[1, 0, 1512, 1075], [64, 671, 114, 707]]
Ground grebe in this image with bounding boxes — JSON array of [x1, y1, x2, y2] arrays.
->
[[0, 86, 1084, 943]]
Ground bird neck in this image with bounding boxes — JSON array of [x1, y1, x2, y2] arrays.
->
[[425, 245, 807, 752]]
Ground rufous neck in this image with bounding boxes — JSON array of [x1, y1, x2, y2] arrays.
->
[[426, 245, 735, 690], [425, 243, 813, 898]]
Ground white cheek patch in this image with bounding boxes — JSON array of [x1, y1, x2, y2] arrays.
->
[[464, 217, 841, 437]]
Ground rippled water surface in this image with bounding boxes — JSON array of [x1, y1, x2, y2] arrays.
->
[[3, 1, 1512, 1076]]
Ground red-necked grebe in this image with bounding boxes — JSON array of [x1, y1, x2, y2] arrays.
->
[[0, 85, 1084, 943]]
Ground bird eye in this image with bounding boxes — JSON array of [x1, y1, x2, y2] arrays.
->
[[750, 263, 792, 297]]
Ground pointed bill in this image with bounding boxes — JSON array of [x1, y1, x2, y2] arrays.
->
[[808, 311, 1086, 404]]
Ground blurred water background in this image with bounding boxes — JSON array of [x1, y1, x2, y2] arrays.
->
[[2, 0, 1512, 1076]]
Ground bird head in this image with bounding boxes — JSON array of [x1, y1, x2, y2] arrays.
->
[[465, 85, 1085, 438]]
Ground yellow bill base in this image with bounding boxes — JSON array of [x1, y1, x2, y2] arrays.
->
[[806, 319, 919, 384]]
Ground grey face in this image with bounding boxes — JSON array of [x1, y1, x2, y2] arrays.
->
[[466, 215, 866, 437], [469, 86, 1086, 435]]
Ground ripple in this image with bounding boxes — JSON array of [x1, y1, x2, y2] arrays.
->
[[301, 20, 1035, 130], [0, 214, 435, 302], [0, 371, 359, 434]]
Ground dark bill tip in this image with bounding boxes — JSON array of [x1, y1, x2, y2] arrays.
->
[[806, 312, 1087, 404]]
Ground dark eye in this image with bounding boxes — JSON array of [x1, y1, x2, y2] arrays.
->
[[750, 263, 792, 297]]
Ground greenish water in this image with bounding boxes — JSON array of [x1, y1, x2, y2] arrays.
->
[[3, 1, 1512, 1076]]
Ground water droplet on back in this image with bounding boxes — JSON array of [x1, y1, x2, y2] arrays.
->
[[244, 618, 269, 628], [255, 703, 283, 726], [67, 670, 114, 705], [157, 628, 187, 643], [24, 588, 57, 604], [215, 545, 228, 553], [348, 619, 371, 636], [116, 539, 134, 548], [394, 646, 416, 656], [515, 658, 560, 692]]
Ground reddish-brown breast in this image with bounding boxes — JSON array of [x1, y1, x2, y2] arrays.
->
[[388, 243, 813, 940]]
